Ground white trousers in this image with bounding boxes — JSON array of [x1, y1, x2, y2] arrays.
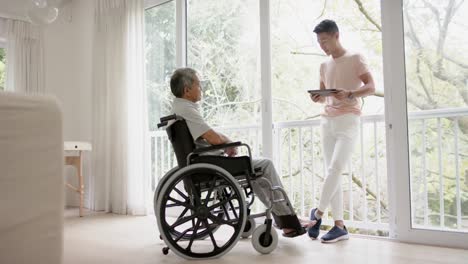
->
[[317, 114, 359, 221]]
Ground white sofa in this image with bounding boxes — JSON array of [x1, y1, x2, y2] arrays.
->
[[0, 92, 64, 264]]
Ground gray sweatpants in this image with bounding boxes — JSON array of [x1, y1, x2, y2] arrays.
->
[[250, 158, 296, 216]]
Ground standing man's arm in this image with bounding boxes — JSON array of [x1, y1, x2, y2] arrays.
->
[[333, 72, 375, 100], [352, 72, 375, 98]]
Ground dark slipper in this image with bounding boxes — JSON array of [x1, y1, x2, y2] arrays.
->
[[282, 227, 306, 238]]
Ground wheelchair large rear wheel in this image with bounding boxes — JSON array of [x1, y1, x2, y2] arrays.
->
[[155, 163, 246, 260], [154, 166, 223, 241], [154, 166, 178, 206]]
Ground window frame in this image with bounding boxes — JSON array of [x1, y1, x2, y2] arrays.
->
[[143, 0, 468, 248], [382, 0, 468, 248], [0, 39, 6, 91], [144, 0, 174, 9]]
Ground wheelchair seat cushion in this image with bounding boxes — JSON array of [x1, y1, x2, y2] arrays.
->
[[190, 155, 253, 177]]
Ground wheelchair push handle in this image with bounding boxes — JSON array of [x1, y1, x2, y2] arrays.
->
[[157, 114, 178, 128], [160, 114, 177, 123]]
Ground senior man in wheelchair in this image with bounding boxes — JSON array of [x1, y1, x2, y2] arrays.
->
[[168, 67, 307, 238]]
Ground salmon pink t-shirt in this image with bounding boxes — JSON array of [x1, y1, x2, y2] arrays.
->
[[320, 51, 369, 116]]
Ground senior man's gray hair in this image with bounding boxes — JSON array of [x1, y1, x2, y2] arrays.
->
[[170, 68, 198, 98]]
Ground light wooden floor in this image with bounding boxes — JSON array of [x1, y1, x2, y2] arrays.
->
[[64, 209, 468, 264]]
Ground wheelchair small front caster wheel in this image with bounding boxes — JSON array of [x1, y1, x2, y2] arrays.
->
[[251, 224, 278, 254], [241, 218, 256, 238], [162, 247, 170, 255]]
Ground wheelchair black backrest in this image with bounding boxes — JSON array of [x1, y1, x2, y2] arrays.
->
[[159, 115, 195, 168]]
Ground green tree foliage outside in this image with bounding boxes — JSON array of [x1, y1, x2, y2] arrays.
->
[[187, 0, 261, 128]]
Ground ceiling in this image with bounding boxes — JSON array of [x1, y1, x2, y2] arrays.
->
[[0, 0, 30, 19], [0, 0, 71, 20]]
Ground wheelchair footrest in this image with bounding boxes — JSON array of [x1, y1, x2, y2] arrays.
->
[[272, 214, 303, 230]]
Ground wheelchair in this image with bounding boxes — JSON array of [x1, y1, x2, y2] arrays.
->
[[154, 114, 294, 260]]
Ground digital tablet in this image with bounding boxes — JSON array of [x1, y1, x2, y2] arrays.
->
[[307, 89, 338, 96]]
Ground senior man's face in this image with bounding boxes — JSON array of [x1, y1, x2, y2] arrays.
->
[[186, 76, 202, 102]]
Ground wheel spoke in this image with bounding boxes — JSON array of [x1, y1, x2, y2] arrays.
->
[[225, 188, 239, 219], [203, 219, 219, 249], [208, 193, 238, 210], [207, 214, 238, 227], [221, 203, 231, 220], [173, 186, 189, 200], [186, 219, 201, 251], [203, 175, 218, 206], [186, 178, 202, 205], [176, 206, 190, 220], [169, 214, 196, 229], [173, 227, 190, 242], [167, 196, 195, 210]]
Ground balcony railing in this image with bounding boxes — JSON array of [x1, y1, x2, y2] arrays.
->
[[272, 114, 388, 233], [149, 108, 468, 234]]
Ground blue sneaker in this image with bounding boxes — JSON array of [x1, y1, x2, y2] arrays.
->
[[320, 226, 349, 243], [307, 208, 322, 239]]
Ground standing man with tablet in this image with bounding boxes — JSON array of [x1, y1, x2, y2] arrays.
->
[[307, 19, 375, 243]]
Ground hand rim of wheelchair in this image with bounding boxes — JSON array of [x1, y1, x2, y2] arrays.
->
[[154, 166, 222, 241], [155, 163, 247, 260]]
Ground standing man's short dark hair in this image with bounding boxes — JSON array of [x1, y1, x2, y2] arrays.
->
[[313, 19, 339, 34]]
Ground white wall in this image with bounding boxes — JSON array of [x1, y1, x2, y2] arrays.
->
[[1, 0, 94, 210], [42, 0, 94, 208], [0, 0, 94, 207]]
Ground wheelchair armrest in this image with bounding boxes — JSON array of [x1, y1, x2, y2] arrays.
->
[[192, 141, 242, 154], [186, 141, 255, 173], [157, 121, 168, 128]]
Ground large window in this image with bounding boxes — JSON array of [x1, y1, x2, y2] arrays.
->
[[0, 46, 5, 91], [187, 0, 261, 130], [146, 0, 389, 234], [403, 0, 468, 232], [145, 1, 176, 131], [145, 1, 176, 192], [270, 0, 387, 234]]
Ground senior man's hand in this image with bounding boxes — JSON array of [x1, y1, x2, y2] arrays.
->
[[225, 146, 238, 157]]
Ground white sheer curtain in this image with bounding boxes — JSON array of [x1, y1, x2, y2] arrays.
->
[[0, 18, 5, 41], [91, 0, 149, 215], [3, 18, 44, 93]]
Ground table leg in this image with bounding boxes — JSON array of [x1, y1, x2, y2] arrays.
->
[[65, 151, 84, 217]]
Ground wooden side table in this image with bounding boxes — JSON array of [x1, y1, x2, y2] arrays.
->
[[64, 141, 92, 217]]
